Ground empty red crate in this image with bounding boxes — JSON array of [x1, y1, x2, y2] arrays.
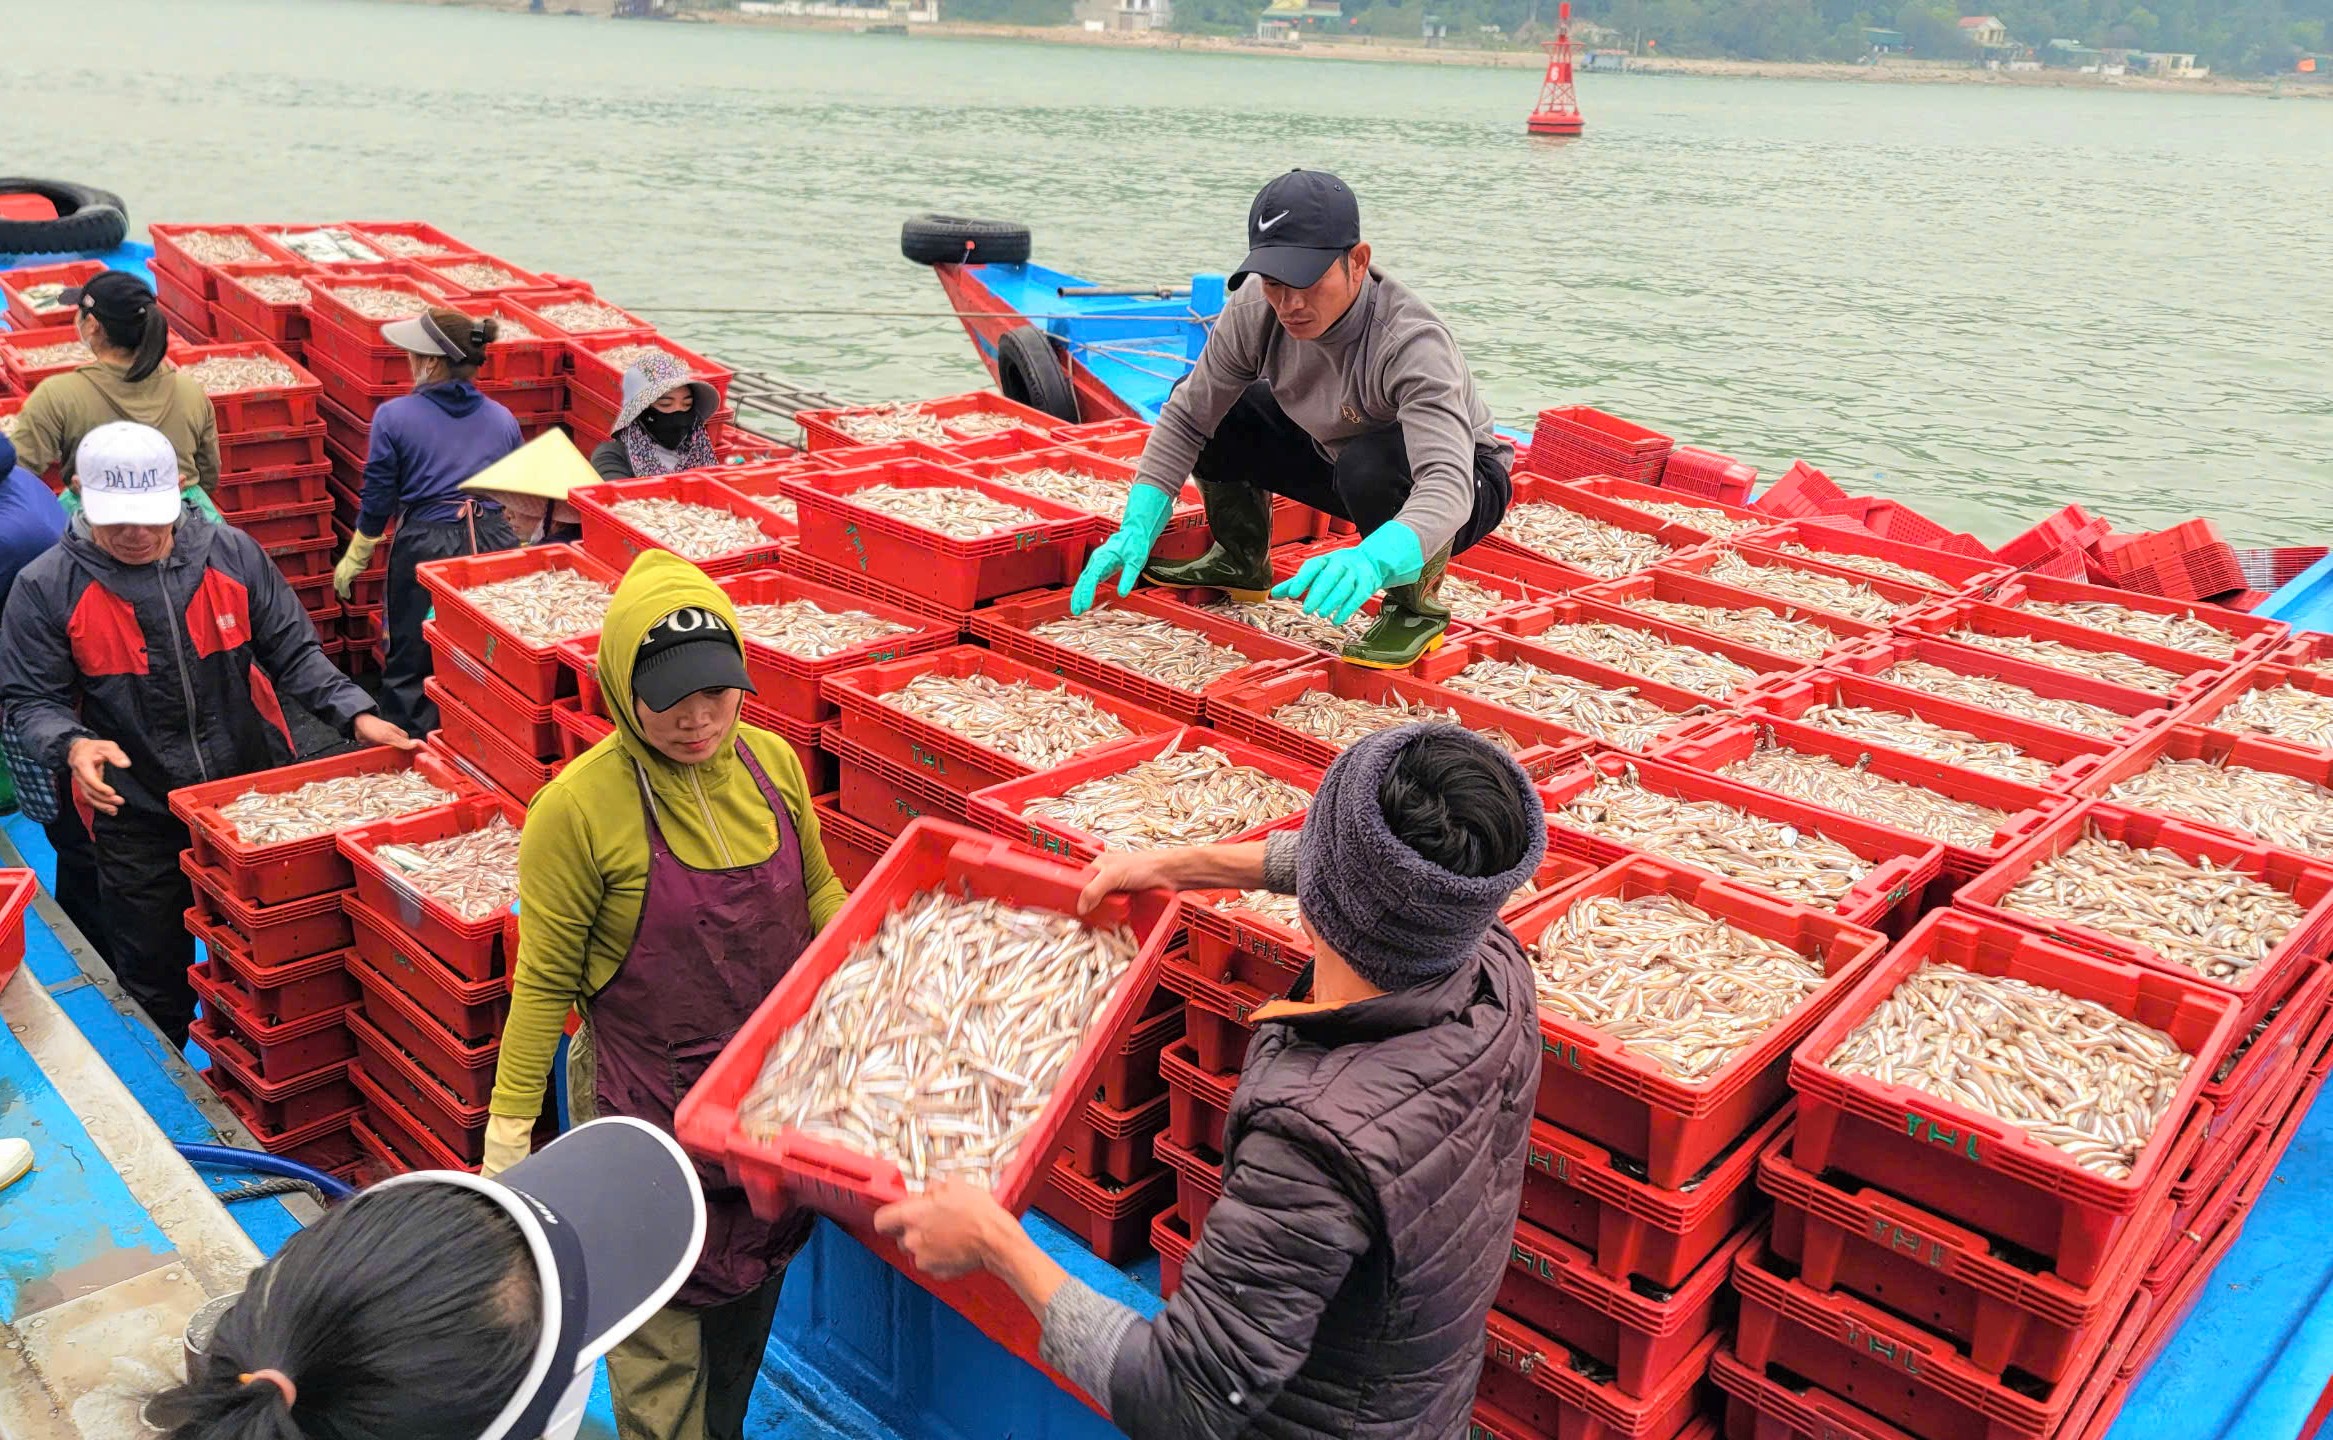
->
[[1656, 446, 1759, 506], [1162, 1037, 1238, 1158], [416, 544, 621, 702], [1976, 571, 2288, 663], [426, 619, 559, 758], [1205, 655, 1598, 777], [1787, 909, 2240, 1287], [1155, 1130, 1224, 1234], [338, 792, 522, 983], [169, 746, 476, 905], [1, 259, 105, 328], [213, 462, 332, 516], [569, 471, 791, 578], [1476, 1312, 1716, 1440], [343, 893, 512, 1044], [1813, 497, 1993, 561], [1751, 461, 1850, 521], [552, 693, 613, 762], [190, 906, 357, 1024], [1485, 598, 1805, 699], [1826, 633, 2180, 746], [1896, 599, 2233, 705], [1522, 1102, 1790, 1292], [428, 679, 560, 804], [190, 957, 356, 1081], [1738, 669, 2119, 793], [195, 1012, 358, 1134], [969, 728, 1316, 863], [1576, 567, 1884, 663], [1529, 404, 1674, 471], [969, 587, 1311, 726], [790, 459, 1095, 612], [1564, 473, 1766, 542], [796, 391, 1059, 454], [1032, 1157, 1176, 1266], [1505, 859, 1888, 1186], [2179, 662, 2333, 762], [673, 820, 1182, 1225], [347, 939, 500, 1108], [832, 726, 969, 837], [1996, 506, 2115, 571], [1499, 1216, 1758, 1398], [567, 333, 734, 412], [1152, 1209, 1196, 1298], [149, 224, 300, 297], [351, 1064, 474, 1176], [824, 646, 1183, 798], [184, 852, 356, 965], [711, 568, 958, 726], [1059, 1090, 1172, 1185], [1537, 753, 1944, 935], [1742, 521, 2007, 596]]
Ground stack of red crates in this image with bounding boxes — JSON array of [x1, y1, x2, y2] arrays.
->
[[148, 223, 301, 339], [2087, 519, 2248, 602], [1526, 405, 1674, 484], [168, 746, 482, 1183], [184, 342, 340, 655]]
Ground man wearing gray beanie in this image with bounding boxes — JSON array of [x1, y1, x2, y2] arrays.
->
[[876, 723, 1545, 1439]]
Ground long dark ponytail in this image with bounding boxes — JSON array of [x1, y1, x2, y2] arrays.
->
[[146, 1184, 540, 1440], [93, 302, 169, 383]]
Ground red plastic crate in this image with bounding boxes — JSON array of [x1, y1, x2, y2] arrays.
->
[[824, 646, 1184, 798], [195, 1013, 358, 1135], [1484, 597, 1805, 699], [213, 462, 332, 516], [796, 391, 1059, 454], [183, 851, 355, 966], [428, 680, 560, 805], [968, 728, 1317, 863], [1897, 599, 2234, 704], [790, 459, 1096, 612], [176, 341, 323, 434], [809, 795, 889, 890], [2179, 662, 2333, 763], [1538, 753, 1944, 935], [1827, 633, 2181, 746], [302, 273, 448, 351], [552, 693, 614, 762], [776, 538, 971, 632], [344, 893, 512, 1045], [1742, 521, 2008, 597], [1739, 669, 2120, 794], [1656, 445, 1759, 506], [2193, 960, 2332, 1146], [950, 443, 1149, 523], [426, 619, 559, 758], [416, 544, 621, 702], [340, 219, 475, 260], [1, 259, 105, 329], [211, 1085, 363, 1176], [1031, 1158, 1176, 1266], [1264, 537, 1561, 638], [1976, 570, 2288, 662], [352, 1065, 475, 1176], [1086, 983, 1185, 1111], [1816, 497, 1992, 560], [337, 792, 522, 983], [831, 726, 969, 837], [190, 958, 356, 1081], [510, 286, 656, 340], [1505, 858, 1889, 1185], [1472, 475, 1699, 591], [148, 224, 300, 298], [0, 323, 182, 392], [1995, 506, 2114, 571], [567, 332, 734, 412], [1953, 801, 2333, 1032], [1563, 473, 1766, 542], [1577, 566, 1886, 663], [1498, 1216, 1757, 1398], [226, 496, 334, 550], [1751, 461, 1853, 522], [1662, 545, 1936, 630], [1152, 1209, 1196, 1298], [2059, 722, 2333, 863], [1787, 909, 2240, 1287], [168, 746, 476, 906], [157, 287, 211, 344], [1417, 630, 1741, 754], [348, 1003, 491, 1164], [1529, 404, 1674, 471], [1161, 1037, 1238, 1158], [303, 342, 413, 426], [1205, 656, 1598, 778], [219, 427, 329, 482], [1058, 1090, 1172, 1185], [705, 568, 959, 726], [1477, 1312, 1717, 1440], [1655, 716, 2065, 888], [347, 941, 499, 1108], [408, 253, 550, 300], [672, 821, 1179, 1224], [969, 587, 1311, 726], [1155, 1130, 1224, 1234], [569, 472, 792, 578], [189, 906, 357, 1024]]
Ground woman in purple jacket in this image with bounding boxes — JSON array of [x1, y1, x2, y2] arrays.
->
[[331, 308, 522, 733]]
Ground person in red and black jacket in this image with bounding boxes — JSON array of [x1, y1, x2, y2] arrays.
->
[[0, 423, 414, 1048]]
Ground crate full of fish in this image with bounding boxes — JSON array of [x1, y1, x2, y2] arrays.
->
[[1576, 566, 1887, 666], [822, 645, 1183, 798], [565, 331, 736, 412], [794, 390, 1060, 454], [1660, 543, 1941, 630], [175, 341, 325, 436], [1272, 538, 1561, 637], [512, 287, 658, 343], [1950, 802, 2333, 1032], [673, 819, 1180, 1224], [337, 792, 523, 983], [416, 544, 622, 702], [568, 472, 790, 576], [1653, 716, 2067, 888], [405, 253, 550, 301], [1504, 855, 1890, 1188], [787, 457, 1101, 612], [2176, 660, 2333, 763], [1824, 632, 2183, 747], [1, 259, 105, 330], [1737, 519, 2011, 598], [969, 588, 1314, 726], [1467, 601, 1800, 706], [1203, 657, 1596, 780], [1498, 1215, 1759, 1399], [1560, 474, 1770, 545], [1786, 908, 2240, 1288], [0, 322, 187, 394], [147, 223, 302, 298], [167, 746, 478, 906], [2062, 722, 2333, 867], [1894, 598, 2239, 707], [950, 443, 1188, 526], [427, 678, 561, 806], [1965, 569, 2289, 664], [1475, 1311, 1717, 1440], [968, 728, 1318, 864], [699, 568, 959, 726], [1736, 668, 2123, 794], [1469, 474, 1707, 591]]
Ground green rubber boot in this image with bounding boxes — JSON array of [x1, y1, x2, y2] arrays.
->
[[1142, 480, 1276, 600], [1342, 547, 1453, 669]]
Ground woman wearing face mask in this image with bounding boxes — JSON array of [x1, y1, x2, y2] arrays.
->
[[331, 307, 523, 734], [8, 271, 224, 523], [146, 1117, 707, 1440], [483, 551, 850, 1440], [590, 353, 719, 480]]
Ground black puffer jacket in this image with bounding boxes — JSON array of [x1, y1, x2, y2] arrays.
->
[[1107, 926, 1541, 1439]]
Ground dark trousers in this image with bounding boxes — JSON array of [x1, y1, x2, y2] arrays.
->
[[607, 1279, 786, 1440], [45, 806, 113, 966], [1195, 381, 1511, 557], [93, 809, 197, 1049], [380, 511, 518, 736]]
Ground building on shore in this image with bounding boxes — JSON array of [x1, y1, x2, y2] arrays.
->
[[1957, 14, 2009, 48]]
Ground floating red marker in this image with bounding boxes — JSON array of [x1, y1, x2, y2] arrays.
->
[[1529, 0, 1585, 136]]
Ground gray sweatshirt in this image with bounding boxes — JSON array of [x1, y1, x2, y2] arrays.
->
[[1133, 270, 1512, 557]]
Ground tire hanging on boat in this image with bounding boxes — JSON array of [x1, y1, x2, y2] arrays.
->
[[900, 213, 1032, 267], [994, 325, 1079, 424], [0, 178, 129, 256]]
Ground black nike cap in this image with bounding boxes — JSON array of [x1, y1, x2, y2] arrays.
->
[[633, 604, 755, 713], [1230, 169, 1361, 291]]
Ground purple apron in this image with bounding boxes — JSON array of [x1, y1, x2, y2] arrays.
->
[[593, 740, 816, 1307]]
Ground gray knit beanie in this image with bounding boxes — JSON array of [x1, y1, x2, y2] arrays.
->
[[1296, 724, 1547, 991]]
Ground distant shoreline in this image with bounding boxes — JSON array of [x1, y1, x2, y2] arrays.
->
[[379, 0, 2330, 97]]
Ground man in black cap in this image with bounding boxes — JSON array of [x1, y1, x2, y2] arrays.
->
[[1071, 169, 1514, 668]]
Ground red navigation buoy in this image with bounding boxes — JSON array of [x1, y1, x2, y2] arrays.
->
[[1528, 1, 1585, 136]]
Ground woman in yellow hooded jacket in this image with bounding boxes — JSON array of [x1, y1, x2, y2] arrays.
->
[[482, 550, 848, 1440]]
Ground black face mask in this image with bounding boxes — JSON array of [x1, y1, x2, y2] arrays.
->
[[638, 403, 696, 448]]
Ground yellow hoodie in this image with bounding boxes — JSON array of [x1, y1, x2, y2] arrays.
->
[[488, 551, 849, 1121]]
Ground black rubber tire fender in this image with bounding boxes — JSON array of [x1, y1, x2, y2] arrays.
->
[[0, 178, 129, 257], [994, 325, 1079, 424], [900, 213, 1031, 267]]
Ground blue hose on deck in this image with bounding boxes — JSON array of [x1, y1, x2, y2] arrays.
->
[[177, 1143, 358, 1202]]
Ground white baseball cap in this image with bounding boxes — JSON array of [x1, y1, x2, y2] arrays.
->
[[77, 421, 183, 527]]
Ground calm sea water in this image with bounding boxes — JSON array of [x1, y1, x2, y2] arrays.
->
[[10, 0, 2329, 544]]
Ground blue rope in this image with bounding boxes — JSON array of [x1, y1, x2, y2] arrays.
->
[[177, 1143, 358, 1202]]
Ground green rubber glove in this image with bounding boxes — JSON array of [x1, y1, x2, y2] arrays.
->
[[1272, 522, 1425, 625], [1071, 485, 1175, 615]]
